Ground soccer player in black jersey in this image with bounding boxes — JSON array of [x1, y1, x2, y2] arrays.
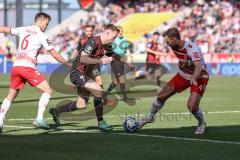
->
[[49, 24, 119, 131]]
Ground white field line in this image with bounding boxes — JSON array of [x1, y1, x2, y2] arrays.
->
[[3, 125, 240, 145], [5, 125, 33, 129], [113, 133, 240, 145], [5, 110, 240, 121]]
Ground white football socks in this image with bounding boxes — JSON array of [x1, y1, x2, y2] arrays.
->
[[149, 98, 164, 119], [0, 98, 11, 125], [37, 93, 51, 120], [192, 108, 205, 126]]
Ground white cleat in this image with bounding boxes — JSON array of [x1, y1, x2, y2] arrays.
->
[[194, 121, 206, 135], [139, 114, 154, 128]]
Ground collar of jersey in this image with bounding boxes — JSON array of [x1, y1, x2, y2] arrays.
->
[[32, 25, 41, 32]]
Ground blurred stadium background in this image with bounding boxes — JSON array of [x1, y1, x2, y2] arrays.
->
[[0, 1, 240, 160], [0, 0, 239, 75]]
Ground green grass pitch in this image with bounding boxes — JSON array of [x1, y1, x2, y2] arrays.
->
[[0, 74, 240, 160]]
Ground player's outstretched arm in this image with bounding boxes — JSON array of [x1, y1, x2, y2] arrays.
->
[[0, 27, 11, 34], [71, 43, 82, 59], [80, 51, 112, 64], [49, 49, 72, 67], [71, 49, 79, 59], [80, 51, 101, 64]]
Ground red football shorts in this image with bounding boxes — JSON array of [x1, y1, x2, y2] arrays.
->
[[10, 66, 45, 89], [168, 73, 208, 96]]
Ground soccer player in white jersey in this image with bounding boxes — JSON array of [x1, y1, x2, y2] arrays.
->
[[0, 12, 71, 132], [139, 27, 209, 135]]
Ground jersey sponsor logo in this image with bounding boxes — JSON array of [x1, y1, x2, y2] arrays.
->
[[193, 52, 200, 59], [16, 52, 28, 58], [46, 39, 52, 46]]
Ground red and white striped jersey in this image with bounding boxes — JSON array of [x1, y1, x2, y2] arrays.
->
[[171, 41, 209, 80], [11, 25, 54, 69]]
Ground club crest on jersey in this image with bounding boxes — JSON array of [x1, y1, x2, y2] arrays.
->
[[46, 39, 52, 46], [86, 45, 93, 52]]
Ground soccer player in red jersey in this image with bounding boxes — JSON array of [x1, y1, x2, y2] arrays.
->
[[146, 32, 166, 90], [139, 28, 209, 134], [0, 12, 71, 132]]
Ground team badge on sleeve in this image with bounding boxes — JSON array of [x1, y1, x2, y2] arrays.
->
[[193, 52, 200, 59]]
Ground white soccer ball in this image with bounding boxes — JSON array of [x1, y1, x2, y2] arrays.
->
[[123, 117, 139, 133]]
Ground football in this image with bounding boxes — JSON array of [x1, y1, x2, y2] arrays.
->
[[123, 117, 140, 133]]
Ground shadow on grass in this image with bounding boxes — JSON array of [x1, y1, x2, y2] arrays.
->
[[0, 125, 240, 160], [134, 125, 240, 141], [1, 125, 239, 141]]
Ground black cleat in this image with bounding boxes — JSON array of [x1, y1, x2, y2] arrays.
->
[[49, 108, 61, 126], [0, 126, 3, 133]]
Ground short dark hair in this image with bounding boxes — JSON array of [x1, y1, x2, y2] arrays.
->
[[153, 32, 160, 36], [162, 27, 181, 40], [104, 24, 119, 33], [35, 12, 51, 22], [85, 24, 95, 30]]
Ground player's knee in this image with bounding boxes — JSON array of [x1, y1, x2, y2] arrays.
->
[[7, 91, 18, 101], [118, 75, 125, 83], [187, 102, 196, 112], [45, 88, 52, 96], [157, 92, 167, 102], [6, 95, 14, 102], [157, 96, 166, 103], [188, 107, 196, 113], [76, 101, 87, 109]]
